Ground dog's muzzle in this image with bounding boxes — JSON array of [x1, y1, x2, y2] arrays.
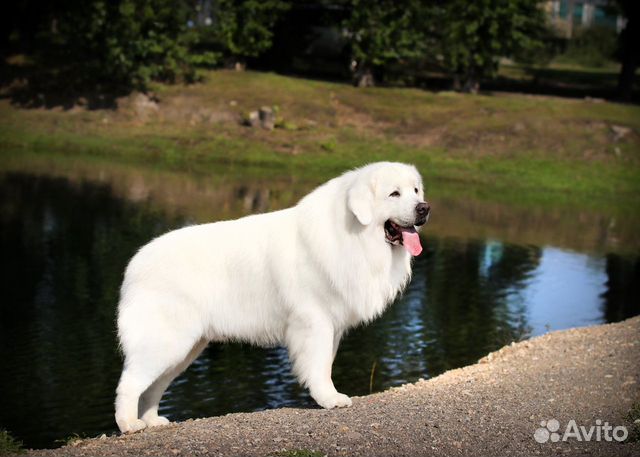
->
[[415, 202, 431, 226]]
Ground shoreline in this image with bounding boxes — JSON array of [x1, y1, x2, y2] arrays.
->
[[2, 70, 639, 210], [21, 317, 640, 457]]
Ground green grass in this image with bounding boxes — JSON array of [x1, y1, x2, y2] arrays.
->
[[627, 402, 640, 442], [271, 450, 325, 457], [496, 61, 638, 100], [0, 430, 24, 455], [1, 69, 639, 211], [54, 433, 85, 447]]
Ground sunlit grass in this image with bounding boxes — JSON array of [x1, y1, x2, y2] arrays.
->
[[1, 69, 639, 211]]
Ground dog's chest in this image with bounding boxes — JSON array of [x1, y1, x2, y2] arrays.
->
[[342, 249, 412, 325]]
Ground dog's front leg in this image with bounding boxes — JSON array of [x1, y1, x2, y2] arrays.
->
[[285, 312, 352, 409]]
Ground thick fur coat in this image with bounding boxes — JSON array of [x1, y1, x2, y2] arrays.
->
[[115, 162, 429, 433]]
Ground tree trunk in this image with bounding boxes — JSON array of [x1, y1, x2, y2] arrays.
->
[[353, 63, 375, 87], [458, 66, 479, 94], [617, 7, 639, 102], [463, 76, 479, 94], [618, 51, 638, 102], [452, 74, 462, 91], [566, 0, 575, 39], [225, 57, 246, 71]]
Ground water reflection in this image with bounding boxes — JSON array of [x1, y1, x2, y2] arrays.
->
[[2, 153, 639, 253], [525, 248, 606, 333], [335, 237, 540, 393], [602, 254, 640, 323], [0, 171, 638, 449], [0, 174, 180, 448]]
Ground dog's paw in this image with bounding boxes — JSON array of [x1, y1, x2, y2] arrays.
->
[[117, 418, 147, 434], [143, 415, 171, 428], [315, 392, 352, 409]]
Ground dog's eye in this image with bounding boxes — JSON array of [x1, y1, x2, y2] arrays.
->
[[389, 191, 400, 197], [414, 188, 418, 194]]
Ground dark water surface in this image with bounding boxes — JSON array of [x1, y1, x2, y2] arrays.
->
[[0, 164, 638, 449]]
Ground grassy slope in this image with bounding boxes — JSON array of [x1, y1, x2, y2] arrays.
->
[[1, 70, 639, 209]]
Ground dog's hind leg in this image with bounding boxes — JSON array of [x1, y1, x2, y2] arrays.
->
[[115, 366, 155, 433], [138, 338, 208, 428], [114, 332, 203, 434]]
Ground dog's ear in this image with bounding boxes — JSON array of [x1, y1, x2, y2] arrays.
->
[[347, 180, 374, 225]]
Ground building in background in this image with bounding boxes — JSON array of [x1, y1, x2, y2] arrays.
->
[[546, 0, 626, 37]]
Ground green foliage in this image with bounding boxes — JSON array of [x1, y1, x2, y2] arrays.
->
[[54, 433, 84, 447], [272, 450, 325, 457], [513, 27, 563, 67], [8, 0, 290, 91], [226, 0, 289, 59], [342, 0, 547, 88], [626, 402, 640, 442], [81, 0, 289, 84], [344, 0, 427, 81], [213, 0, 290, 62], [320, 137, 337, 152], [6, 0, 608, 94], [0, 429, 24, 455], [561, 26, 618, 68], [435, 0, 547, 91], [40, 0, 219, 90]]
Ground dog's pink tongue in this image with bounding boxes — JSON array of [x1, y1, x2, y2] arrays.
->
[[401, 229, 422, 256]]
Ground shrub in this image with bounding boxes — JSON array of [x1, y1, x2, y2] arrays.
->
[[434, 0, 548, 92], [0, 429, 24, 455], [561, 26, 618, 67], [64, 0, 219, 89]]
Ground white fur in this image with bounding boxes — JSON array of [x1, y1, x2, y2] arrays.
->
[[114, 162, 426, 433]]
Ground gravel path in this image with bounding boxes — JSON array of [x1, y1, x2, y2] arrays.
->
[[26, 317, 640, 457]]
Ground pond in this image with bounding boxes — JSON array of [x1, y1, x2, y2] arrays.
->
[[0, 156, 638, 449]]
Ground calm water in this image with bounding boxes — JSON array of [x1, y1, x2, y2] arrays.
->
[[0, 165, 638, 449]]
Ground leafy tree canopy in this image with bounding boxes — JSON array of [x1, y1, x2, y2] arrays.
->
[[344, 0, 428, 86], [434, 0, 547, 92]]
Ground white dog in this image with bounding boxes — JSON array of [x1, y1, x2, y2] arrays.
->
[[114, 161, 430, 433]]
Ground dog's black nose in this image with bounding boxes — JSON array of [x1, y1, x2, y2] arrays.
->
[[416, 202, 430, 218]]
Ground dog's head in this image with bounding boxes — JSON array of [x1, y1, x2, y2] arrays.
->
[[347, 162, 430, 256]]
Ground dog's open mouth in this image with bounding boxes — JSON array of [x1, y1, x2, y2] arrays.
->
[[384, 220, 423, 256]]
